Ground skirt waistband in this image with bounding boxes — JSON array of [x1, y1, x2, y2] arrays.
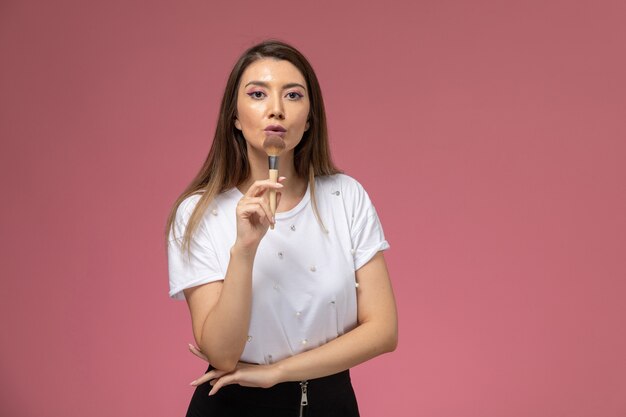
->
[[207, 365, 353, 408]]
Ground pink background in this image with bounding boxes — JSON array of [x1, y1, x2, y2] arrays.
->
[[1, 0, 625, 416]]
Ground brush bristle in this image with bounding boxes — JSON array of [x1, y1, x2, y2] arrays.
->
[[263, 135, 286, 156]]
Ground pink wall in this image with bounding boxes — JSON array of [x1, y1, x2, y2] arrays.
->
[[1, 0, 625, 416]]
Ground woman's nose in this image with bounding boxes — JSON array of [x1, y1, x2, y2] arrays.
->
[[268, 97, 285, 119]]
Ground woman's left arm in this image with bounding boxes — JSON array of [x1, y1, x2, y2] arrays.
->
[[193, 251, 398, 395]]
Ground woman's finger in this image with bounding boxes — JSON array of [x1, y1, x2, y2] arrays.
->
[[238, 198, 274, 226], [208, 373, 235, 396], [251, 197, 274, 225], [239, 203, 270, 226], [190, 368, 228, 386], [188, 344, 209, 362], [245, 179, 284, 198]]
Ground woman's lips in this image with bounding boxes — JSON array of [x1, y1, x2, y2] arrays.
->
[[264, 129, 286, 137]]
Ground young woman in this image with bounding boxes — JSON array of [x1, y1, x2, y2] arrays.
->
[[166, 40, 397, 417]]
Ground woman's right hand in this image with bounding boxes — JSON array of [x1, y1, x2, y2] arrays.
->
[[234, 178, 284, 250]]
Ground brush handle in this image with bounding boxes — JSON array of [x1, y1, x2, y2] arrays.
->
[[269, 169, 278, 230]]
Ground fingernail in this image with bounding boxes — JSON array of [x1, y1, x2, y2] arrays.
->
[[190, 380, 196, 386], [272, 217, 275, 224]]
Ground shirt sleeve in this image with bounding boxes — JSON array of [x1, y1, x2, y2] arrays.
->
[[341, 176, 390, 270], [167, 196, 224, 300]]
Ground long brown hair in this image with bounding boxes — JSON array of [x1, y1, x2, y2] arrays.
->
[[166, 40, 340, 254]]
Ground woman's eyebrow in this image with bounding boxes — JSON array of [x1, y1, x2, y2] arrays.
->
[[244, 81, 307, 90]]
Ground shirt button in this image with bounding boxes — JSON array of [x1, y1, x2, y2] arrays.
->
[[350, 248, 355, 255], [355, 282, 360, 288], [301, 339, 308, 345], [296, 311, 302, 317], [278, 252, 284, 259], [273, 283, 279, 290], [290, 225, 296, 231], [247, 335, 252, 342], [309, 266, 316, 272], [211, 209, 218, 216]]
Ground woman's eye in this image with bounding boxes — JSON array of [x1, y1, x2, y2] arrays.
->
[[286, 92, 303, 100], [248, 91, 265, 99]]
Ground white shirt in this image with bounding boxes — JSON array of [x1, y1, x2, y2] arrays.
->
[[168, 174, 389, 364]]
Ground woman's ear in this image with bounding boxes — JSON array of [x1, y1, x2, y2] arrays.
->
[[305, 121, 310, 131], [234, 118, 242, 131]]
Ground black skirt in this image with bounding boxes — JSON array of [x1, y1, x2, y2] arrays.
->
[[185, 365, 360, 417]]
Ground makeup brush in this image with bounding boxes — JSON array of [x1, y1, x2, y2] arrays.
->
[[263, 135, 286, 230]]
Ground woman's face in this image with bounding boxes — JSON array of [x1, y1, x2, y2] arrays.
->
[[235, 58, 310, 155]]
